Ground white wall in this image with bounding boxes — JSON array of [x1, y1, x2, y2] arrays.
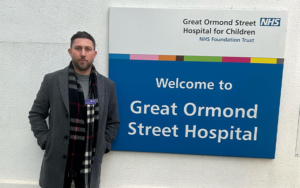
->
[[1, 0, 300, 188]]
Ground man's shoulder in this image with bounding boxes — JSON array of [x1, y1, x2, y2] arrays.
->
[[96, 71, 115, 86], [45, 66, 68, 77], [44, 66, 68, 80]]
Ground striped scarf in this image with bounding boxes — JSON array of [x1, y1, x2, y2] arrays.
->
[[67, 62, 99, 188]]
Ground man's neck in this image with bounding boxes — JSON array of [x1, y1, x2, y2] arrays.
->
[[74, 69, 91, 76], [72, 64, 91, 75]]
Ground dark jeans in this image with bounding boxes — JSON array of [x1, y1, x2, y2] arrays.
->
[[63, 170, 83, 188]]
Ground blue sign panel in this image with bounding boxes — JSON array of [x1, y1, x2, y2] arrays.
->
[[110, 57, 283, 158]]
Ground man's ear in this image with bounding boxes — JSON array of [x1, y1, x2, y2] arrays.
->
[[68, 48, 71, 56], [94, 51, 97, 58]]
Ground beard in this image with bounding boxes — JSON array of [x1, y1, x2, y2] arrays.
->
[[72, 59, 93, 72]]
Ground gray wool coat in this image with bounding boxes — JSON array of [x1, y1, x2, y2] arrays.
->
[[29, 66, 120, 188]]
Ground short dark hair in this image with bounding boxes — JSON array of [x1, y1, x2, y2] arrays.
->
[[70, 31, 96, 50]]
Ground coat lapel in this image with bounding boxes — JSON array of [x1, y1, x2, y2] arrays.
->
[[97, 73, 104, 123], [58, 67, 69, 113]]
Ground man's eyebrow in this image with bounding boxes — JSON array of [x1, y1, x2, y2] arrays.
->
[[74, 45, 93, 47], [73, 45, 94, 50]]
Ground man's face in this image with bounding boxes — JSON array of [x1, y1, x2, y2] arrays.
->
[[68, 38, 97, 74]]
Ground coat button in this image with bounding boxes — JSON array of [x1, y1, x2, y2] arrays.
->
[[63, 155, 67, 159], [64, 135, 68, 139]]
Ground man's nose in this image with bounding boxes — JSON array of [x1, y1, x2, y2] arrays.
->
[[80, 49, 86, 57]]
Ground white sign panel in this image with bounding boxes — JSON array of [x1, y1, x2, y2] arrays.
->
[[110, 8, 287, 58]]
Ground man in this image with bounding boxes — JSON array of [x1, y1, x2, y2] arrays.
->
[[29, 31, 119, 188]]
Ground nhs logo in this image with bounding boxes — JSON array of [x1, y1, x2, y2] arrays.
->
[[260, 18, 281, 26]]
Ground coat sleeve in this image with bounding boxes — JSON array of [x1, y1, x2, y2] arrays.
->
[[28, 75, 50, 150], [104, 81, 120, 153]]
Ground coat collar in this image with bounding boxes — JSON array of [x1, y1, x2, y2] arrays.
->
[[58, 66, 69, 113]]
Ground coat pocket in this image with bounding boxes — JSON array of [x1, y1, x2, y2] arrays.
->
[[44, 131, 52, 157]]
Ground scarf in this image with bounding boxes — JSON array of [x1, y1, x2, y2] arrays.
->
[[67, 62, 99, 188]]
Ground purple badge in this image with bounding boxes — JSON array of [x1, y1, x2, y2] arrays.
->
[[85, 99, 96, 105]]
